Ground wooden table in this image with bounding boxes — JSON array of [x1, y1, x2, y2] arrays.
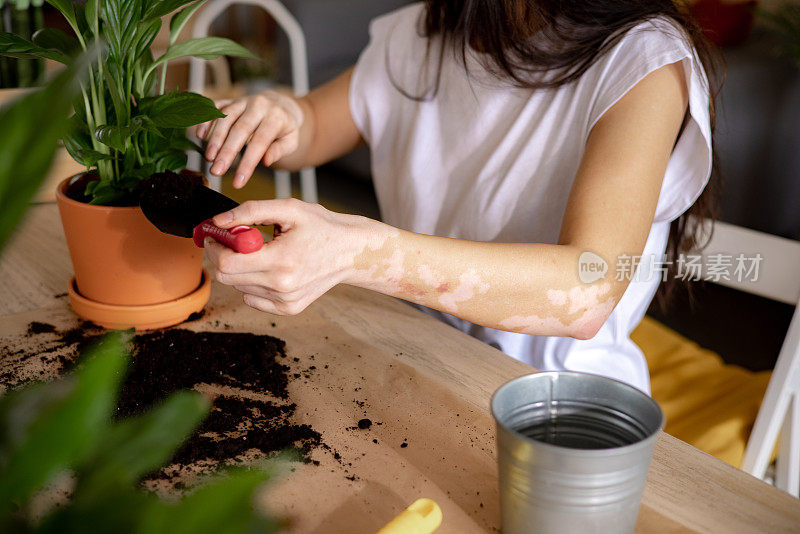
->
[[2, 204, 799, 533]]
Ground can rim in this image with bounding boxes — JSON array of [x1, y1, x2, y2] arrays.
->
[[491, 371, 665, 456]]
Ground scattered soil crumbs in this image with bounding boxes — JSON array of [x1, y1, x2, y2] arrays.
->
[[357, 418, 372, 430], [182, 309, 206, 323], [169, 396, 320, 468], [4, 322, 325, 481], [27, 322, 56, 335]]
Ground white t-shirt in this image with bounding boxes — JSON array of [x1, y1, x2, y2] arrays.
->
[[349, 3, 712, 393]]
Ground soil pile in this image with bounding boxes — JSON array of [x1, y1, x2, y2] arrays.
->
[[4, 322, 323, 475]]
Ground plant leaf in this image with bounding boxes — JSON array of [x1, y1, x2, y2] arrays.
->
[[35, 486, 152, 534], [88, 181, 126, 205], [84, 0, 98, 30], [169, 0, 206, 45], [139, 466, 279, 534], [140, 91, 224, 128], [0, 31, 69, 63], [155, 150, 188, 172], [45, 0, 79, 34], [0, 49, 90, 252], [134, 18, 162, 61], [32, 28, 80, 58], [169, 135, 203, 153], [144, 0, 198, 21], [153, 36, 256, 67], [63, 115, 97, 166], [102, 67, 128, 127], [100, 0, 139, 61], [75, 391, 208, 502], [0, 332, 130, 509], [95, 122, 144, 152]]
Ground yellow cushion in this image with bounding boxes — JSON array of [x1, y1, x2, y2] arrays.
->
[[631, 316, 772, 467]]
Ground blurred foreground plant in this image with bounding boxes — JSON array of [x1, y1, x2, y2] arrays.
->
[[0, 332, 281, 533], [0, 40, 92, 250]]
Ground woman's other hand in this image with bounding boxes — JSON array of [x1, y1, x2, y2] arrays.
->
[[196, 90, 304, 189], [194, 67, 363, 190]]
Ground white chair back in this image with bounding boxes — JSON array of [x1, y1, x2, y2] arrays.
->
[[695, 219, 800, 496]]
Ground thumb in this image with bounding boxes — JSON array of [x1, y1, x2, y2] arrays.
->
[[212, 199, 298, 229]]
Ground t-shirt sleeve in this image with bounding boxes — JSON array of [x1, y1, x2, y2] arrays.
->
[[585, 18, 713, 223]]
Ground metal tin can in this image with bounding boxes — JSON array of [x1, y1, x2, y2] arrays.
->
[[491, 372, 664, 534]]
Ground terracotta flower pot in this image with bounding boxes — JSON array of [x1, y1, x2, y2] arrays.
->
[[55, 174, 209, 329]]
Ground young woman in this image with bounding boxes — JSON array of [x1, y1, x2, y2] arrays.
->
[[196, 1, 718, 393]]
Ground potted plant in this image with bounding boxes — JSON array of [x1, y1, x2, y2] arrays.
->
[[0, 0, 256, 329]]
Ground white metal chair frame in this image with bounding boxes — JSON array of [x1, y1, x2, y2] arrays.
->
[[697, 219, 800, 496], [188, 0, 318, 203]]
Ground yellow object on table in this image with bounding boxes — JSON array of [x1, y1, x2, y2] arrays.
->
[[378, 499, 442, 534], [632, 316, 772, 467]]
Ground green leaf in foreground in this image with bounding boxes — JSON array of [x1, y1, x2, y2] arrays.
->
[[0, 332, 130, 510], [140, 466, 281, 534], [76, 391, 209, 502]]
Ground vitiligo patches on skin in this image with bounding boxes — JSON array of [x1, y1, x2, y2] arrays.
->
[[351, 229, 621, 339], [500, 282, 616, 338], [417, 264, 444, 287], [353, 231, 493, 311], [351, 228, 404, 288], [438, 269, 490, 313]]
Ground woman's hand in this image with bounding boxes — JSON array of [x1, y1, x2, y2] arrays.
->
[[204, 199, 373, 315], [195, 90, 304, 189]]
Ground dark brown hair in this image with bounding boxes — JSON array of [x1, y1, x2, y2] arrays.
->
[[399, 0, 722, 302]]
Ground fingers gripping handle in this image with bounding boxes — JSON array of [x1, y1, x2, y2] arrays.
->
[[193, 219, 263, 254]]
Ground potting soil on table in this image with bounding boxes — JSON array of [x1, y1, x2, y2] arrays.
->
[[1, 320, 326, 482]]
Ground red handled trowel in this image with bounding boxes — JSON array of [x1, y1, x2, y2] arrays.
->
[[139, 172, 263, 254]]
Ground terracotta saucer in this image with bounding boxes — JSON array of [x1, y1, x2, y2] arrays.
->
[[67, 269, 211, 330]]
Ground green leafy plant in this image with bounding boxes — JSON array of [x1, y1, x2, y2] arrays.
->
[[0, 0, 256, 205], [760, 4, 800, 66], [0, 332, 281, 533]]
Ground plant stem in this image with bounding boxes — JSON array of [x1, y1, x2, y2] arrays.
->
[[159, 62, 167, 95], [11, 1, 32, 88], [32, 0, 43, 82], [133, 137, 144, 166]]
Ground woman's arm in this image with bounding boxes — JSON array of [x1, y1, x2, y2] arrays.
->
[[204, 61, 689, 339], [196, 67, 361, 188]]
